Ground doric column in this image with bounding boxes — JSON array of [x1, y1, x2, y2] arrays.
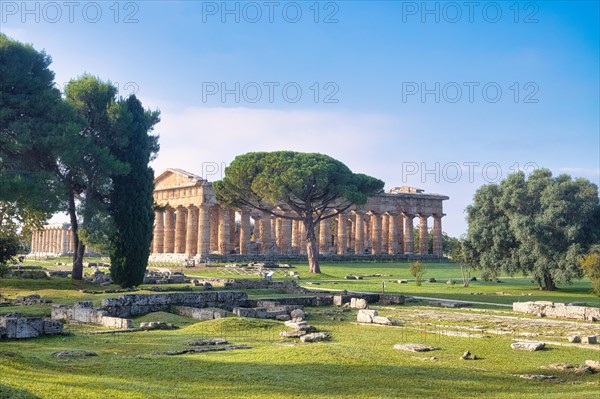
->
[[197, 205, 211, 256], [381, 213, 389, 254], [209, 207, 219, 253], [433, 215, 443, 257], [229, 209, 236, 253], [397, 214, 404, 254], [354, 212, 364, 255], [319, 219, 329, 254], [253, 216, 260, 242], [337, 213, 347, 254], [291, 219, 300, 254], [67, 229, 73, 253], [61, 226, 68, 255], [419, 215, 429, 255], [275, 217, 283, 252], [271, 217, 277, 247], [261, 212, 272, 253], [239, 209, 251, 254], [52, 228, 59, 254], [44, 229, 50, 253], [281, 215, 292, 255], [365, 216, 371, 250], [185, 206, 198, 255], [174, 206, 187, 254], [404, 214, 414, 254], [164, 208, 175, 253], [30, 232, 36, 252], [299, 222, 306, 253], [153, 211, 164, 254], [388, 213, 398, 255], [371, 213, 382, 255], [348, 219, 354, 250], [218, 208, 230, 255]]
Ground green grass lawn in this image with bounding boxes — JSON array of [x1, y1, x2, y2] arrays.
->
[[2, 260, 599, 398], [1, 310, 599, 399]]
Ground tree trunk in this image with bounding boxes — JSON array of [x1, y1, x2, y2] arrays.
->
[[67, 188, 84, 280], [304, 218, 320, 274], [542, 271, 556, 291]]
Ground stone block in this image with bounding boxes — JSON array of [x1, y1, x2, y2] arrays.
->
[[511, 341, 545, 351], [372, 316, 393, 325], [357, 309, 377, 323], [43, 320, 63, 335], [350, 298, 368, 309], [300, 332, 330, 342]]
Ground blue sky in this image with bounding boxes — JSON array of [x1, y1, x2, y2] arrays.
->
[[2, 0, 599, 236]]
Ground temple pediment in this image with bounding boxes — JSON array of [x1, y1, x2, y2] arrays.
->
[[154, 168, 206, 190]]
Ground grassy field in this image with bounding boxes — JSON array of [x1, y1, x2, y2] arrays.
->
[[2, 260, 599, 398]]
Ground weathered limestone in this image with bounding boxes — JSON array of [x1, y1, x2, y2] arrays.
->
[[393, 344, 440, 352], [388, 213, 398, 255], [354, 212, 364, 255], [356, 309, 393, 325], [218, 208, 231, 255], [197, 204, 211, 256], [153, 211, 165, 253], [233, 304, 303, 320], [164, 208, 175, 253], [419, 214, 429, 255], [337, 213, 347, 254], [51, 302, 135, 329], [319, 219, 329, 253], [371, 213, 382, 255], [170, 306, 227, 320], [0, 313, 63, 340], [185, 206, 199, 255], [513, 301, 600, 322], [239, 209, 251, 254], [101, 292, 248, 318], [404, 214, 414, 254], [433, 216, 443, 256], [511, 341, 545, 351]]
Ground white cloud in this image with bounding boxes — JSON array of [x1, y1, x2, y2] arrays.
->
[[150, 106, 405, 181]]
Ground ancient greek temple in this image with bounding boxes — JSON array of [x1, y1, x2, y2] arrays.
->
[[29, 168, 449, 260]]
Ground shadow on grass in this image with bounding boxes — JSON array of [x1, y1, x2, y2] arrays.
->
[[0, 384, 41, 399]]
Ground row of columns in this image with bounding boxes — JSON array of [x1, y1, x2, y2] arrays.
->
[[30, 226, 72, 254], [151, 206, 443, 257]]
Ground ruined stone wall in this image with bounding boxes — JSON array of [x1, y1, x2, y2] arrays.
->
[[101, 291, 248, 318], [0, 313, 63, 340], [513, 301, 600, 322]]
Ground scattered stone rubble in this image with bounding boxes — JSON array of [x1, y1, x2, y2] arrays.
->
[[393, 343, 440, 352], [279, 309, 329, 342], [52, 302, 134, 329], [511, 341, 546, 351], [233, 304, 303, 321], [356, 309, 394, 325], [170, 306, 227, 320], [513, 301, 600, 322], [0, 313, 63, 340], [0, 294, 52, 307], [143, 270, 186, 284], [541, 363, 593, 374], [155, 338, 252, 355]]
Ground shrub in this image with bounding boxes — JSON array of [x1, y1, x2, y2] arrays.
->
[[579, 252, 600, 296], [409, 261, 426, 286]]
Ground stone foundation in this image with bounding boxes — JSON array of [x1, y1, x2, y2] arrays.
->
[[51, 302, 134, 329], [170, 306, 227, 320], [0, 313, 63, 340], [513, 301, 600, 322], [101, 292, 248, 318]]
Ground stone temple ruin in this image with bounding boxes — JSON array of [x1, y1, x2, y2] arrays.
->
[[29, 168, 449, 262]]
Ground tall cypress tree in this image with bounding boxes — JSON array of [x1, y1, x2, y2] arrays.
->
[[109, 95, 159, 287]]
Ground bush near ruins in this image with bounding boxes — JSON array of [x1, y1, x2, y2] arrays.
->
[[409, 261, 426, 286], [579, 248, 600, 296]]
